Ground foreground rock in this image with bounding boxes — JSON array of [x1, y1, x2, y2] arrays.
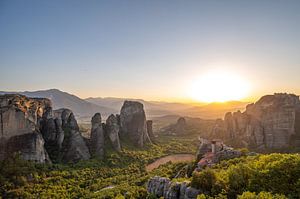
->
[[213, 93, 300, 149], [120, 101, 151, 147], [147, 176, 200, 199], [0, 94, 51, 162]]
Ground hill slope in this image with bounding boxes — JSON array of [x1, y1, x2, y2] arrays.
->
[[0, 89, 115, 119]]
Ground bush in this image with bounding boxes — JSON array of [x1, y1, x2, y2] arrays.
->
[[191, 154, 300, 198], [191, 169, 217, 194], [238, 191, 287, 199]]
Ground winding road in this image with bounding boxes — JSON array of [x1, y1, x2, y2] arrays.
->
[[146, 154, 195, 172]]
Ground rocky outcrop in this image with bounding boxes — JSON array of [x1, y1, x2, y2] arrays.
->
[[120, 101, 151, 147], [0, 94, 51, 162], [90, 113, 105, 158], [41, 108, 90, 163], [60, 112, 90, 162], [147, 176, 200, 199], [146, 120, 155, 140], [214, 93, 300, 149], [105, 114, 121, 152], [196, 138, 213, 161], [1, 95, 155, 163], [196, 138, 241, 169], [160, 117, 188, 135], [175, 117, 187, 134], [0, 94, 91, 163]]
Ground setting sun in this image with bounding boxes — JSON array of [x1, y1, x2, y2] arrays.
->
[[188, 70, 251, 103]]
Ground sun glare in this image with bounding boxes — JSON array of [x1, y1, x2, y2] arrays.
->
[[188, 70, 250, 103]]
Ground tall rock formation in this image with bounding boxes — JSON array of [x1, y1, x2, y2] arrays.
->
[[59, 111, 90, 162], [146, 120, 155, 140], [174, 117, 187, 135], [41, 108, 90, 163], [214, 93, 300, 149], [120, 101, 151, 147], [0, 94, 51, 163], [90, 113, 105, 158], [160, 117, 188, 135], [1, 95, 156, 162], [0, 94, 91, 163], [105, 114, 121, 152]]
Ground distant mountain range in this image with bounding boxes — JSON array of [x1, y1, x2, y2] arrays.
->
[[0, 89, 115, 119], [0, 89, 250, 121]]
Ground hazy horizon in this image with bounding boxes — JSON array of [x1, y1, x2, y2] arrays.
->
[[1, 0, 300, 102], [3, 87, 300, 106]]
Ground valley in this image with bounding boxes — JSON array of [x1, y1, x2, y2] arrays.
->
[[1, 92, 300, 198]]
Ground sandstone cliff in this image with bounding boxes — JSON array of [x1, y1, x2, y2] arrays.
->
[[1, 95, 153, 163], [0, 95, 90, 163], [105, 114, 121, 152], [213, 93, 300, 149], [89, 101, 152, 157], [0, 94, 51, 162], [120, 101, 151, 147]]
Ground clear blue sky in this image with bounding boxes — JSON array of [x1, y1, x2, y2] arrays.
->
[[1, 0, 300, 101]]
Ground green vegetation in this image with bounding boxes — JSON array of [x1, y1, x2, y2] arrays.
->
[[0, 135, 198, 198], [191, 153, 300, 198], [1, 133, 300, 199]]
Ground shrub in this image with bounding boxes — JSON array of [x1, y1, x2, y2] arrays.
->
[[191, 169, 217, 193]]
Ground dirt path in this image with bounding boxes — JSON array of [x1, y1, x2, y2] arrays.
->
[[146, 154, 195, 172]]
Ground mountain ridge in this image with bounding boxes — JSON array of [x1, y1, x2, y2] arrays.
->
[[0, 89, 251, 120]]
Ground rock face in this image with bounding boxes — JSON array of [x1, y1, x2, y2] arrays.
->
[[196, 138, 241, 170], [175, 117, 187, 134], [160, 117, 188, 135], [59, 111, 90, 162], [41, 108, 90, 163], [105, 114, 121, 152], [147, 176, 200, 199], [90, 113, 105, 158], [120, 101, 151, 147], [146, 120, 155, 140], [1, 95, 155, 163], [0, 94, 90, 163], [0, 94, 51, 162], [214, 93, 300, 149]]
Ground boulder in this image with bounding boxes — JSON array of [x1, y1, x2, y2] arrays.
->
[[120, 101, 151, 147], [184, 187, 201, 199], [147, 176, 199, 199]]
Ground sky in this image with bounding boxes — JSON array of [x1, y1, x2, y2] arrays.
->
[[0, 0, 300, 102]]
